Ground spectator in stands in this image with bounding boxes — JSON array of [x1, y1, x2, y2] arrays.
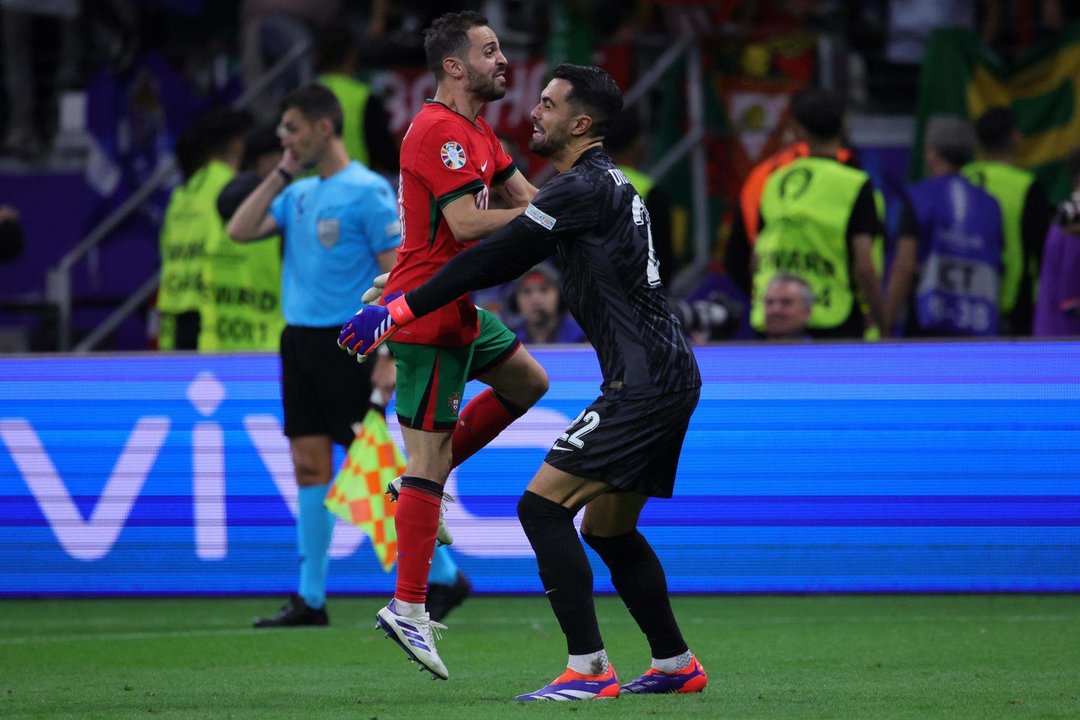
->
[[0, 1, 79, 158], [0, 204, 25, 264], [239, 0, 341, 120], [604, 109, 675, 286], [962, 106, 1049, 336], [156, 109, 253, 350], [1033, 147, 1080, 337], [980, 0, 1065, 61], [750, 88, 886, 339], [763, 272, 813, 340], [899, 116, 1003, 337], [315, 20, 399, 178], [507, 263, 586, 344]]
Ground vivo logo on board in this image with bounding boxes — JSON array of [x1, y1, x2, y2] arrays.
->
[[1, 370, 572, 563]]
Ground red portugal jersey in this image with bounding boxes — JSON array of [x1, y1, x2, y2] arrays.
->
[[384, 101, 516, 346]]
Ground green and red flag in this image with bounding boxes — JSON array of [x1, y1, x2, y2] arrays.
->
[[325, 407, 406, 572], [912, 25, 1080, 200]]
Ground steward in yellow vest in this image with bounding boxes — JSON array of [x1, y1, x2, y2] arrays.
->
[[208, 123, 286, 352], [961, 107, 1050, 335], [158, 110, 252, 349], [750, 88, 886, 338], [200, 180, 284, 351]]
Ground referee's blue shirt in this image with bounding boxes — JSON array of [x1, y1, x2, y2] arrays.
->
[[270, 161, 401, 327]]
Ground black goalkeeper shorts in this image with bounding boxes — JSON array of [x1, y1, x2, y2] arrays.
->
[[543, 386, 700, 498]]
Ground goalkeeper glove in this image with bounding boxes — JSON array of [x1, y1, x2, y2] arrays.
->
[[338, 292, 415, 363]]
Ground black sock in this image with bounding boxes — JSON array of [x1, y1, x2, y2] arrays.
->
[[517, 491, 603, 655], [583, 529, 687, 659]]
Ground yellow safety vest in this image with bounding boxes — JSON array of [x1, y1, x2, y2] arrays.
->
[[961, 161, 1036, 312], [753, 157, 870, 332], [158, 161, 235, 349], [198, 233, 284, 352], [619, 165, 654, 199]]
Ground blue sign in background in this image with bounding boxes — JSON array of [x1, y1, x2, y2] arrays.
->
[[1, 342, 1078, 596]]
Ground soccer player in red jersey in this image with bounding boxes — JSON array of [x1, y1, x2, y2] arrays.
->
[[368, 11, 549, 680]]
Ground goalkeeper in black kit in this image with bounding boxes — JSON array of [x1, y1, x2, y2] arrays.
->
[[340, 64, 706, 702]]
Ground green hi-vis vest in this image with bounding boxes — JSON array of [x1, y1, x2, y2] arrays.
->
[[197, 168, 284, 351], [319, 73, 371, 168], [198, 233, 284, 352], [752, 157, 869, 332], [158, 160, 236, 348], [619, 165, 654, 199], [961, 161, 1035, 312]]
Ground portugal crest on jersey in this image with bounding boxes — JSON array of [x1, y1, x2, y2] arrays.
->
[[440, 141, 466, 170]]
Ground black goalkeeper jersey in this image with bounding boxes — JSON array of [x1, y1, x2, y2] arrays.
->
[[406, 146, 700, 398]]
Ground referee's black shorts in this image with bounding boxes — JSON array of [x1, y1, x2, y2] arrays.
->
[[281, 324, 373, 447], [543, 386, 700, 498]]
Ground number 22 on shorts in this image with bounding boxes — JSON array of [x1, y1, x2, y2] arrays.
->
[[554, 409, 600, 450]]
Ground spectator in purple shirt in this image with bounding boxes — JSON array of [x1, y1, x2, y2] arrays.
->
[[1034, 148, 1080, 337]]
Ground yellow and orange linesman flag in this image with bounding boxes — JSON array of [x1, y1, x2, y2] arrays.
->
[[324, 406, 406, 572]]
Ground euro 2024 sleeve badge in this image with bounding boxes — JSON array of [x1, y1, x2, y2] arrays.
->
[[441, 141, 466, 170]]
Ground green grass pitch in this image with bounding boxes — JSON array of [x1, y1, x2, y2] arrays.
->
[[1, 595, 1077, 719]]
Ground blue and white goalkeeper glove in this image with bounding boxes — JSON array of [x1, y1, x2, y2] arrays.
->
[[337, 292, 416, 363]]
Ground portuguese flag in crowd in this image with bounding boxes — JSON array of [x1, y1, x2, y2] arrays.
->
[[912, 25, 1080, 201], [324, 408, 407, 572]]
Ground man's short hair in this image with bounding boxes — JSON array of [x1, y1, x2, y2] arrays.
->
[[177, 107, 252, 179], [925, 115, 976, 168], [281, 84, 344, 136], [769, 272, 814, 310], [423, 11, 489, 80], [974, 106, 1017, 153], [552, 64, 624, 138], [790, 88, 846, 142]]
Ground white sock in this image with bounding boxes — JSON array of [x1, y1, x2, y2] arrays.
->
[[652, 650, 693, 673], [393, 598, 426, 619], [567, 649, 609, 675]]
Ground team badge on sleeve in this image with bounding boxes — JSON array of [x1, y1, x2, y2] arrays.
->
[[525, 203, 557, 230], [441, 141, 466, 169]]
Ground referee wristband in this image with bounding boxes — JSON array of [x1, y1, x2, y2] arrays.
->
[[276, 167, 293, 184]]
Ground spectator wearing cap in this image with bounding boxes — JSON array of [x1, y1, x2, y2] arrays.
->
[[961, 106, 1050, 335], [891, 116, 1003, 337], [507, 263, 587, 344]]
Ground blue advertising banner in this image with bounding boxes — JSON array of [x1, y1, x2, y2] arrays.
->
[[1, 343, 1078, 596]]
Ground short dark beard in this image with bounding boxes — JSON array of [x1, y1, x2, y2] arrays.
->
[[465, 64, 505, 102], [528, 125, 568, 157], [528, 136, 553, 157]]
